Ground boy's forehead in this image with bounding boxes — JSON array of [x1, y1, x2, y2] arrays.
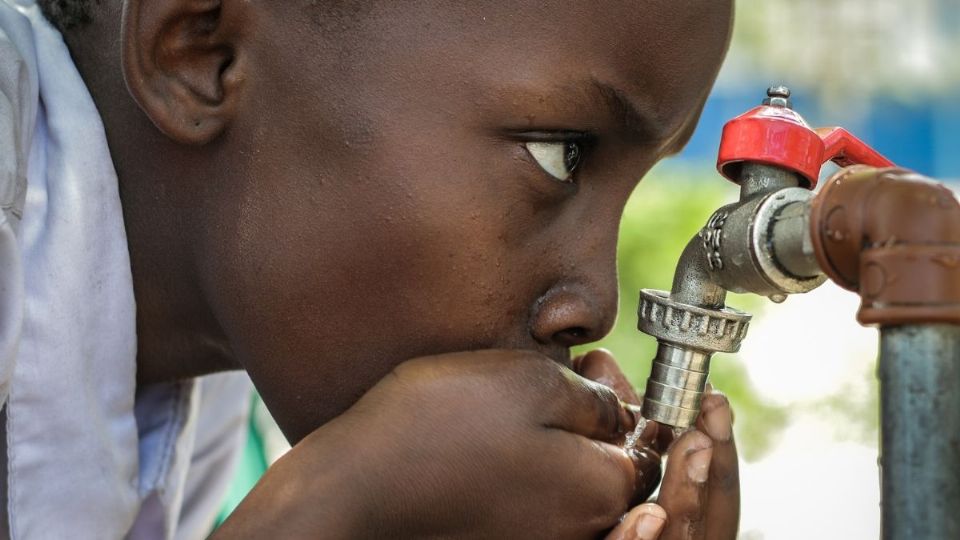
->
[[325, 0, 732, 135], [363, 0, 731, 64]]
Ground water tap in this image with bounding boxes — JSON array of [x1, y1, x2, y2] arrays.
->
[[638, 86, 894, 428]]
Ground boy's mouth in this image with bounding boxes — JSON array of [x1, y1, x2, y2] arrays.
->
[[542, 346, 574, 369]]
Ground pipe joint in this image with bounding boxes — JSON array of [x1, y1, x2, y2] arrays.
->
[[810, 166, 960, 326]]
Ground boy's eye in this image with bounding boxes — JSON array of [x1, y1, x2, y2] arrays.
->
[[524, 141, 582, 183]]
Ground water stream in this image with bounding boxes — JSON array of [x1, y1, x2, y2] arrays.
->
[[623, 417, 649, 450]]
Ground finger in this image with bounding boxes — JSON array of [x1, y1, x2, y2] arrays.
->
[[606, 503, 668, 540], [576, 349, 643, 404], [656, 430, 713, 540], [543, 434, 637, 534], [648, 384, 716, 455], [628, 445, 663, 505], [605, 505, 644, 540], [694, 392, 740, 539], [571, 353, 588, 374], [575, 350, 661, 446], [535, 356, 667, 531], [548, 434, 662, 536], [541, 360, 638, 442]]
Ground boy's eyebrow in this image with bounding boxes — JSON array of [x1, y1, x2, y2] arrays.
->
[[589, 80, 669, 143]]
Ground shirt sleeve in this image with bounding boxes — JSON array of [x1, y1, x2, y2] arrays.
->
[[0, 26, 32, 407]]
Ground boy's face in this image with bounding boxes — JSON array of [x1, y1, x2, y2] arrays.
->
[[197, 1, 733, 441]]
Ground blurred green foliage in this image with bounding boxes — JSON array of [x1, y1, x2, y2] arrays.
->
[[575, 164, 788, 461], [811, 363, 880, 447]]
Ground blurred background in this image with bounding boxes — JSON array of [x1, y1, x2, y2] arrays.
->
[[217, 1, 960, 538]]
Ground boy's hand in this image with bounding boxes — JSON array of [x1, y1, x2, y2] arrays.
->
[[215, 350, 664, 539], [577, 350, 740, 540]]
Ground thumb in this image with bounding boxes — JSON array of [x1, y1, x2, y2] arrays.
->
[[606, 503, 668, 540]]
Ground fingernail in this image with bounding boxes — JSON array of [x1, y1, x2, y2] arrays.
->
[[686, 447, 712, 483], [703, 396, 732, 442], [635, 512, 666, 540], [609, 509, 641, 540]]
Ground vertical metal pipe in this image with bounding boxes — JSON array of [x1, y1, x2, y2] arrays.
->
[[879, 324, 960, 539]]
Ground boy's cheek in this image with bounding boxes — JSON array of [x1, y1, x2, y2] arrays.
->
[[199, 171, 559, 440]]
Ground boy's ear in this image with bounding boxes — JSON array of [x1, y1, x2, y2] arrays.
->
[[121, 0, 246, 145]]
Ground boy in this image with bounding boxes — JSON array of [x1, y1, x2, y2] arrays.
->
[[0, 0, 738, 538]]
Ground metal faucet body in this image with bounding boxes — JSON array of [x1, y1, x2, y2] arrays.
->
[[638, 162, 825, 427], [638, 86, 960, 538], [640, 87, 842, 428]]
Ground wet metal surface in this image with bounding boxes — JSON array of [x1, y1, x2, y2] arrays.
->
[[879, 324, 960, 539]]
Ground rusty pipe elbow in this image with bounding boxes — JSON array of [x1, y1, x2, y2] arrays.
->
[[810, 166, 960, 326]]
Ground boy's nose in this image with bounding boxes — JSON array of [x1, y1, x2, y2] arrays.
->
[[530, 284, 617, 348]]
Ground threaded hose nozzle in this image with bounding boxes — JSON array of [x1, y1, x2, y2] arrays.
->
[[637, 289, 752, 428], [642, 344, 711, 428]]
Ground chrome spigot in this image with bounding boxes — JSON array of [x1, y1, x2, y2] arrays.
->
[[638, 85, 892, 428], [638, 160, 820, 428]]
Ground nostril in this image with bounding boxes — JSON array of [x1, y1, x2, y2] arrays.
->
[[553, 326, 590, 347], [530, 286, 614, 347], [566, 327, 587, 338]]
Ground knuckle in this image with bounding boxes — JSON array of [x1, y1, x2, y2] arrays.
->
[[388, 356, 428, 384], [587, 377, 620, 406], [712, 468, 740, 493], [582, 377, 621, 428], [700, 391, 730, 413], [574, 442, 631, 527]]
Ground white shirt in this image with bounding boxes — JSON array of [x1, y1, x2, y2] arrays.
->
[[0, 2, 252, 538]]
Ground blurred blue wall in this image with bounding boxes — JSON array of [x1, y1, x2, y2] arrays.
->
[[679, 87, 960, 182]]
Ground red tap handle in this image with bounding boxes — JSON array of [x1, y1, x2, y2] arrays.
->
[[816, 127, 895, 170], [717, 88, 896, 189]]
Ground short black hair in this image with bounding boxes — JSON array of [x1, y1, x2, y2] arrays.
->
[[38, 0, 97, 32]]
